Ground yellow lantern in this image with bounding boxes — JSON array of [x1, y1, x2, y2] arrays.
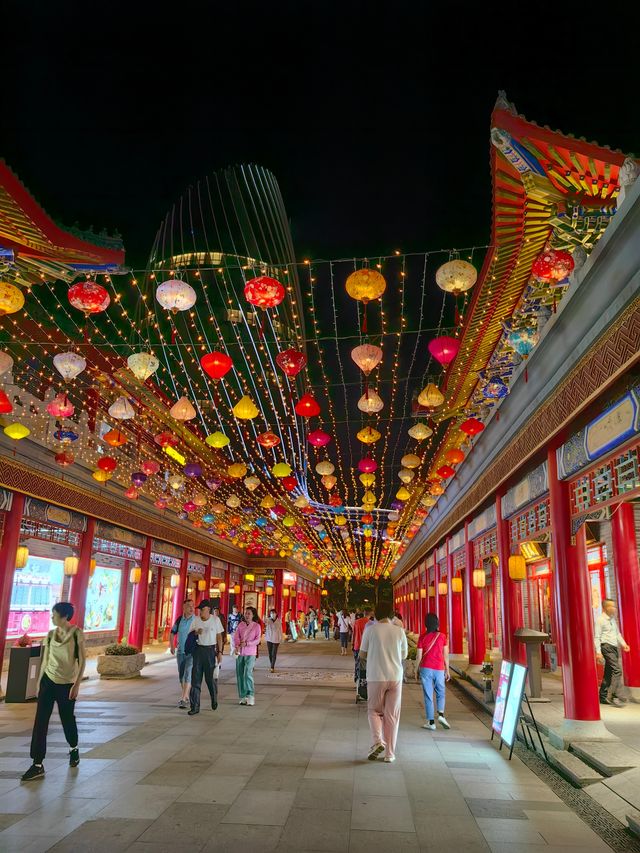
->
[[63, 556, 79, 577], [206, 431, 230, 448], [396, 486, 411, 501], [362, 490, 377, 506], [401, 453, 421, 469], [261, 495, 276, 509], [472, 568, 486, 588], [430, 482, 445, 496], [357, 426, 381, 444], [16, 545, 29, 569], [451, 577, 463, 593], [197, 579, 207, 591], [283, 516, 295, 527], [335, 515, 347, 526], [408, 422, 433, 441], [228, 462, 248, 479], [244, 475, 260, 492], [265, 586, 274, 595], [282, 587, 290, 598], [129, 566, 142, 584], [233, 583, 241, 595], [398, 468, 414, 484], [420, 494, 436, 507], [316, 460, 335, 476], [127, 351, 159, 382], [0, 282, 25, 316], [435, 259, 477, 296], [193, 493, 207, 507], [272, 462, 292, 478], [89, 559, 97, 577], [420, 588, 427, 599], [322, 474, 337, 490], [508, 554, 527, 581], [226, 494, 241, 508], [279, 549, 287, 557], [3, 422, 30, 440], [233, 395, 259, 420], [345, 268, 386, 304], [92, 469, 112, 483], [219, 582, 226, 593], [245, 573, 255, 583], [359, 472, 375, 487], [294, 495, 309, 508], [321, 589, 328, 597], [428, 585, 435, 597], [363, 528, 372, 538], [438, 581, 448, 595], [418, 383, 444, 409], [170, 395, 197, 421]]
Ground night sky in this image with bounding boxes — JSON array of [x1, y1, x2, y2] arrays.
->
[[3, 4, 639, 269]]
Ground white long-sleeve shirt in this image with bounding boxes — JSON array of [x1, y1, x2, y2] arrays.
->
[[594, 612, 626, 654]]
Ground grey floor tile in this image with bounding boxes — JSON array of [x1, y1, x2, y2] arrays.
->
[[137, 759, 210, 787], [465, 797, 569, 820], [414, 814, 490, 850], [137, 802, 228, 846], [279, 807, 350, 851], [246, 763, 307, 791], [46, 817, 152, 852], [294, 779, 354, 811], [221, 789, 296, 826], [351, 794, 414, 833], [349, 829, 418, 851], [201, 824, 282, 852]]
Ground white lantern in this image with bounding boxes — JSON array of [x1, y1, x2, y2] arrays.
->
[[168, 473, 186, 490], [156, 279, 197, 314], [435, 259, 477, 296], [401, 453, 421, 469], [244, 475, 260, 492], [294, 495, 309, 508], [357, 390, 384, 414], [408, 422, 433, 441], [351, 344, 383, 375], [226, 494, 241, 508], [108, 395, 135, 420], [53, 352, 86, 381], [170, 396, 196, 421], [127, 351, 159, 382], [398, 468, 415, 484], [0, 350, 14, 377], [315, 460, 335, 476]]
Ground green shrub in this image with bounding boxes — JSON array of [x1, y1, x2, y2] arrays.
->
[[407, 646, 417, 661], [105, 641, 139, 656]]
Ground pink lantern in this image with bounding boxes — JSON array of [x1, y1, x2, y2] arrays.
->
[[308, 429, 331, 448], [124, 486, 139, 500], [183, 501, 197, 513], [47, 393, 75, 418], [358, 457, 378, 474], [428, 336, 461, 368]]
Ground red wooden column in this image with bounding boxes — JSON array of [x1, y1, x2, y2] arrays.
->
[[428, 552, 437, 614], [437, 556, 448, 636], [118, 559, 130, 641], [496, 494, 525, 664], [221, 564, 231, 619], [171, 549, 189, 627], [0, 492, 25, 670], [204, 557, 212, 599], [611, 502, 640, 689], [465, 520, 485, 665], [451, 573, 464, 656], [128, 537, 152, 650], [446, 538, 454, 643], [152, 564, 163, 641], [548, 447, 601, 726], [70, 517, 96, 630]]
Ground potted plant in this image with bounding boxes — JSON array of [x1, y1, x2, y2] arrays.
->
[[403, 636, 418, 681], [97, 639, 145, 679]]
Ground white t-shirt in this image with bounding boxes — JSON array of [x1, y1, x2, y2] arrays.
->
[[193, 615, 224, 647], [337, 612, 351, 632], [359, 621, 408, 682]]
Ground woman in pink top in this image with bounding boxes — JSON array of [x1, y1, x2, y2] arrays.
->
[[415, 612, 450, 730], [235, 607, 261, 706]]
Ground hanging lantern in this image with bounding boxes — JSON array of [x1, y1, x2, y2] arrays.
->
[[272, 462, 292, 478], [200, 351, 233, 381], [359, 472, 375, 487], [358, 457, 378, 473], [282, 515, 295, 528], [408, 422, 432, 441], [131, 471, 147, 488], [206, 431, 230, 449], [345, 268, 386, 304], [156, 278, 197, 314], [97, 456, 118, 473], [357, 426, 381, 445], [436, 465, 455, 479], [168, 473, 186, 490], [294, 495, 309, 508], [322, 475, 337, 491], [398, 468, 415, 484], [53, 352, 86, 381], [459, 417, 484, 438], [276, 348, 307, 377], [418, 383, 444, 408], [335, 515, 347, 527], [211, 502, 225, 514], [47, 393, 74, 418], [0, 389, 13, 414], [170, 573, 180, 589], [4, 422, 29, 440], [282, 476, 297, 492], [531, 248, 574, 283], [428, 336, 461, 368], [104, 429, 127, 447], [260, 494, 276, 509], [362, 490, 377, 506], [438, 581, 448, 595], [109, 396, 135, 420], [388, 511, 400, 522], [316, 460, 335, 476], [308, 429, 331, 447], [127, 352, 160, 382], [0, 350, 13, 376], [154, 431, 178, 448], [401, 453, 421, 469], [256, 431, 280, 448], [0, 282, 25, 316], [435, 260, 477, 296], [508, 554, 527, 581], [481, 375, 509, 400], [472, 568, 486, 589], [244, 475, 260, 491], [67, 281, 110, 315], [124, 486, 138, 500], [295, 394, 321, 418], [445, 448, 465, 465], [193, 493, 207, 507], [183, 501, 197, 513], [357, 390, 384, 414], [15, 546, 29, 568], [226, 494, 241, 508], [233, 395, 260, 420], [396, 486, 410, 501], [63, 556, 79, 577], [420, 494, 436, 507], [451, 577, 463, 593], [428, 585, 435, 597], [430, 482, 445, 495], [351, 344, 383, 375], [244, 275, 285, 309], [505, 324, 540, 359], [228, 462, 248, 479], [184, 462, 202, 478], [170, 396, 196, 421], [282, 587, 290, 598], [141, 459, 160, 476]]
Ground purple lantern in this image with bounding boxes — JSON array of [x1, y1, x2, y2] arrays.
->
[[184, 462, 202, 478], [131, 471, 147, 488]]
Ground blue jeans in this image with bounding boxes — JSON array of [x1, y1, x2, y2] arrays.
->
[[322, 622, 330, 639], [420, 667, 445, 720], [176, 651, 193, 685]]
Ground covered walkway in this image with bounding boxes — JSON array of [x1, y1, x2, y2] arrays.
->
[[0, 640, 614, 852]]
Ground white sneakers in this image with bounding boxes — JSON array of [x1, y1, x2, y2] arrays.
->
[[239, 698, 247, 705], [247, 696, 255, 706], [422, 722, 437, 731], [383, 756, 396, 763], [368, 743, 385, 761], [438, 714, 450, 729]]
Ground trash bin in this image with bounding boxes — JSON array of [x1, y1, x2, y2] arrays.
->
[[5, 645, 42, 703]]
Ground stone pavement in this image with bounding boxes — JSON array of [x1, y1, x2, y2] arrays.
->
[[0, 638, 615, 852]]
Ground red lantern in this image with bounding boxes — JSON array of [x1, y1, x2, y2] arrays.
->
[[103, 429, 127, 448], [531, 248, 574, 283], [362, 513, 374, 524], [0, 388, 13, 414], [445, 448, 465, 465], [358, 457, 378, 474], [244, 276, 285, 309], [97, 456, 118, 473], [47, 393, 74, 418], [428, 336, 461, 368], [154, 431, 178, 448], [124, 486, 138, 500], [68, 281, 110, 315], [295, 394, 321, 418], [55, 450, 75, 466], [301, 505, 314, 515], [459, 417, 484, 437], [256, 431, 281, 448], [273, 504, 286, 517], [436, 465, 455, 479], [276, 348, 307, 377], [308, 429, 331, 447], [201, 351, 233, 381], [141, 460, 160, 476], [282, 476, 297, 492], [329, 494, 343, 507]]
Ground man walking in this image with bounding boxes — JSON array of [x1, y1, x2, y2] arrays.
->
[[359, 601, 407, 764], [596, 598, 631, 707], [170, 598, 195, 708], [22, 602, 86, 781], [189, 600, 225, 716], [352, 607, 374, 683], [227, 605, 242, 654], [307, 607, 318, 640]]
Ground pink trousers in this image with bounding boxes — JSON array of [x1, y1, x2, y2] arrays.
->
[[367, 680, 402, 759]]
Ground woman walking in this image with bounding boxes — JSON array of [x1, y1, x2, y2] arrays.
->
[[265, 607, 283, 671], [235, 606, 261, 706], [416, 612, 450, 730], [337, 608, 351, 655], [321, 609, 330, 640]]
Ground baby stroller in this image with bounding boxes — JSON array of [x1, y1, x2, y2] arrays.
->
[[355, 656, 367, 703]]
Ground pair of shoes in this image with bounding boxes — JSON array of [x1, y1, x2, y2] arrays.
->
[[383, 756, 396, 764], [601, 697, 624, 707], [178, 699, 189, 709], [21, 763, 44, 782], [438, 714, 450, 729], [368, 743, 385, 761], [188, 708, 199, 716], [247, 696, 255, 706], [239, 698, 247, 705], [69, 747, 80, 768], [211, 701, 218, 710], [270, 667, 275, 672], [422, 722, 436, 731]]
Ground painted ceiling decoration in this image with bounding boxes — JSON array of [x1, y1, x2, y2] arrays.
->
[[0, 95, 635, 581]]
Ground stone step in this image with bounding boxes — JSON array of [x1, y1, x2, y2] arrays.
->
[[571, 741, 640, 777], [522, 725, 604, 787]]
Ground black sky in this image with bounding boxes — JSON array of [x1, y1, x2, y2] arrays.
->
[[3, 2, 640, 269]]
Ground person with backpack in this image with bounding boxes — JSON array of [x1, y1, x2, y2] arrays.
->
[[22, 602, 86, 782], [188, 600, 225, 716], [170, 598, 195, 708], [415, 612, 451, 730]]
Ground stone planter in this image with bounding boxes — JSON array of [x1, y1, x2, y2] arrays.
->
[[97, 652, 145, 679], [403, 658, 417, 682]]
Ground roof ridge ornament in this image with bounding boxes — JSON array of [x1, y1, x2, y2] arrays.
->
[[494, 90, 516, 114]]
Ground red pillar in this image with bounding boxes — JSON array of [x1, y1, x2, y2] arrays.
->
[[548, 447, 601, 722], [496, 494, 525, 665], [428, 552, 436, 614], [204, 557, 212, 599], [451, 574, 464, 655], [465, 520, 486, 665], [0, 492, 25, 671], [118, 559, 129, 642], [171, 549, 189, 627], [152, 565, 162, 641], [70, 517, 96, 630], [611, 502, 640, 688], [221, 565, 231, 619], [128, 538, 152, 651], [446, 538, 454, 644]]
